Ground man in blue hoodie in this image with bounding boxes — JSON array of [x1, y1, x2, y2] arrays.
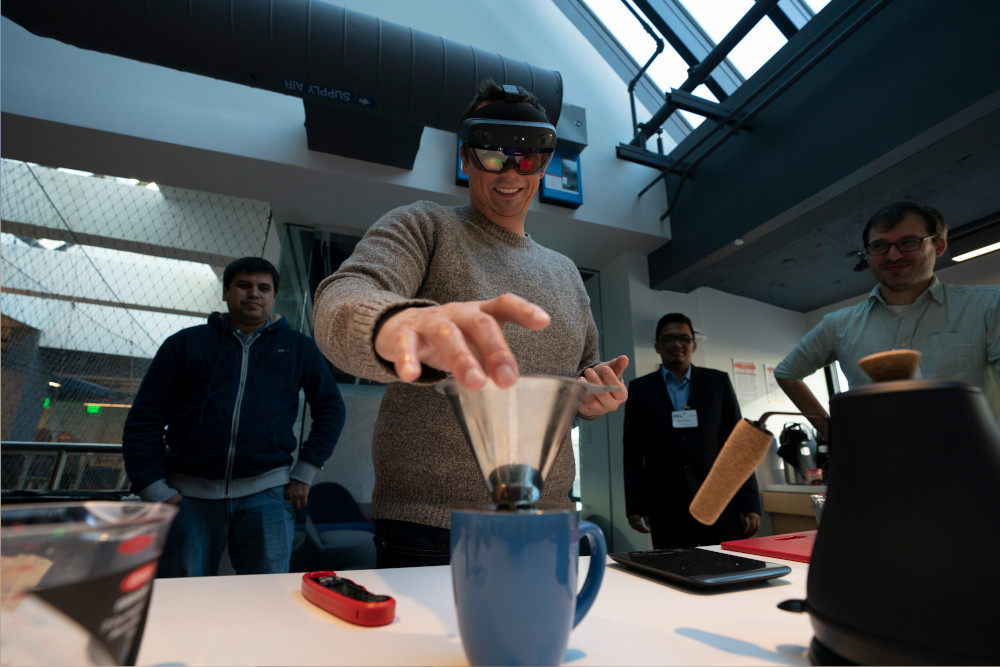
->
[[123, 257, 346, 577]]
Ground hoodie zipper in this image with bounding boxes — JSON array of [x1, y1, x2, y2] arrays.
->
[[224, 328, 259, 498]]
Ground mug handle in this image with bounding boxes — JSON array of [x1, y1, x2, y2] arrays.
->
[[573, 519, 607, 627]]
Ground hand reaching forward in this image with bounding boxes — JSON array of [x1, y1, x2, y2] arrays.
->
[[374, 293, 551, 390], [577, 355, 629, 418]]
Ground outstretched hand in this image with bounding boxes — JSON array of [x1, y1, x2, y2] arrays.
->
[[577, 355, 629, 418], [374, 293, 551, 390]]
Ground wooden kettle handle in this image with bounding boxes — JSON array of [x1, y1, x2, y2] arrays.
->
[[857, 349, 922, 382]]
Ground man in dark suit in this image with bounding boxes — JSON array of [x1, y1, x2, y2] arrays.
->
[[623, 313, 761, 548]]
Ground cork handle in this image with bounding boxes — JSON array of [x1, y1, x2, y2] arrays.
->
[[857, 349, 922, 382]]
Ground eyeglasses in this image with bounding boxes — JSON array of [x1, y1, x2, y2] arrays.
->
[[658, 335, 694, 346], [865, 236, 937, 256], [465, 144, 553, 175]]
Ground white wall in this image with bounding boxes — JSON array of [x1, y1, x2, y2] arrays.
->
[[597, 254, 826, 551]]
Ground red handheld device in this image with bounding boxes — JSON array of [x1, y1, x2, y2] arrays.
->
[[301, 571, 396, 627]]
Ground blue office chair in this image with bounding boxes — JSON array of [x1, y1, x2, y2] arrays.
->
[[290, 482, 375, 572], [305, 482, 374, 533]]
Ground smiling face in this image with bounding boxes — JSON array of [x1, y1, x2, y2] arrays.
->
[[654, 321, 697, 375], [223, 270, 276, 334], [866, 213, 947, 303], [461, 144, 543, 235]]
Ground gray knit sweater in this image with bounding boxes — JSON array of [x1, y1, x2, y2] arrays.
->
[[313, 201, 600, 529]]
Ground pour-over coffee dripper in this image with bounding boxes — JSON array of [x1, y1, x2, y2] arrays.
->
[[437, 374, 613, 509]]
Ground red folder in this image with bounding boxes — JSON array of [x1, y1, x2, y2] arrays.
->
[[721, 530, 817, 563]]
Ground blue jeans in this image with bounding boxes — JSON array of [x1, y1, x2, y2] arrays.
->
[[157, 486, 294, 577]]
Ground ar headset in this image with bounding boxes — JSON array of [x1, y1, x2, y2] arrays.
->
[[459, 84, 557, 175]]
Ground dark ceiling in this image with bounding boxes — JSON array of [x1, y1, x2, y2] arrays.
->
[[659, 105, 1000, 312], [637, 0, 1000, 311]]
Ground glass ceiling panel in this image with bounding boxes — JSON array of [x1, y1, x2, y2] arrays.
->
[[802, 0, 831, 13], [679, 0, 786, 78], [580, 0, 720, 128], [575, 0, 833, 132]]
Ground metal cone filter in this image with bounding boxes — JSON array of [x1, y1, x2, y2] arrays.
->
[[437, 374, 613, 509]]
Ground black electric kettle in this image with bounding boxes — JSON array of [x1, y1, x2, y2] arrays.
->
[[782, 350, 1000, 664]]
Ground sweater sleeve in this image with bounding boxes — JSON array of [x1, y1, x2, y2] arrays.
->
[[578, 306, 602, 374], [312, 203, 442, 384]]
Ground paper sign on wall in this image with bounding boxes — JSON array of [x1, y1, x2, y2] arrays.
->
[[766, 365, 787, 403], [732, 360, 759, 403]]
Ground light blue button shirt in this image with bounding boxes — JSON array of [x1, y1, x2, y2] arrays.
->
[[774, 277, 1000, 423], [661, 364, 693, 411]]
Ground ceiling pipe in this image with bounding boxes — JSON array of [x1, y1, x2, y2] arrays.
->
[[1, 0, 563, 167]]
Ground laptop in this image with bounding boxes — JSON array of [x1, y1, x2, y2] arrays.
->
[[721, 530, 817, 563], [608, 547, 792, 589]]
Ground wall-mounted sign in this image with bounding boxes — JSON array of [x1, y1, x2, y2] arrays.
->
[[281, 78, 375, 108], [539, 149, 582, 208]]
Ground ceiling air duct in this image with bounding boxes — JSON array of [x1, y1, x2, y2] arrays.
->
[[1, 0, 563, 169]]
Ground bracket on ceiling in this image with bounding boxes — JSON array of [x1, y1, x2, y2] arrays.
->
[[618, 89, 751, 205], [615, 142, 689, 174], [665, 89, 751, 128]]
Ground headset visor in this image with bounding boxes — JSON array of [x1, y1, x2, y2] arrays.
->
[[466, 145, 554, 175]]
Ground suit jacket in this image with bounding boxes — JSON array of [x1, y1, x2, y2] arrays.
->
[[623, 365, 761, 525]]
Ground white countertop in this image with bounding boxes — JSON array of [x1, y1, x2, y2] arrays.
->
[[137, 547, 814, 666]]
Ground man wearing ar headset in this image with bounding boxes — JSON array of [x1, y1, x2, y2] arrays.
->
[[313, 80, 629, 568]]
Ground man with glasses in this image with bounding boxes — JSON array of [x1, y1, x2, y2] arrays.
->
[[775, 201, 1000, 435], [313, 80, 629, 567], [623, 313, 761, 548]]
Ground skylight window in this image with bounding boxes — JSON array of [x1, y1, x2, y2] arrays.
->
[[580, 0, 718, 128], [53, 166, 160, 190], [574, 0, 832, 133], [36, 239, 68, 251], [57, 167, 94, 177], [678, 0, 785, 78]]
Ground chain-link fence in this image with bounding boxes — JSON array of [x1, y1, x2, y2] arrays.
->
[[1, 159, 273, 460]]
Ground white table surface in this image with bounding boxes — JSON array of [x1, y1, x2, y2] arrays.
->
[[137, 547, 814, 666]]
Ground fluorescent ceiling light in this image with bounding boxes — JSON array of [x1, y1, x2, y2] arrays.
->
[[57, 167, 94, 177], [37, 238, 67, 250], [116, 177, 141, 186], [48, 381, 62, 387], [145, 182, 160, 191], [952, 241, 1000, 262], [84, 402, 133, 409]]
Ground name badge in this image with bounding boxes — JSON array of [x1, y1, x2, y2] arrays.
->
[[672, 409, 698, 428]]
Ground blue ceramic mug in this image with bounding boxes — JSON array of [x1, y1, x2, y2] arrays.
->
[[450, 505, 607, 666]]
